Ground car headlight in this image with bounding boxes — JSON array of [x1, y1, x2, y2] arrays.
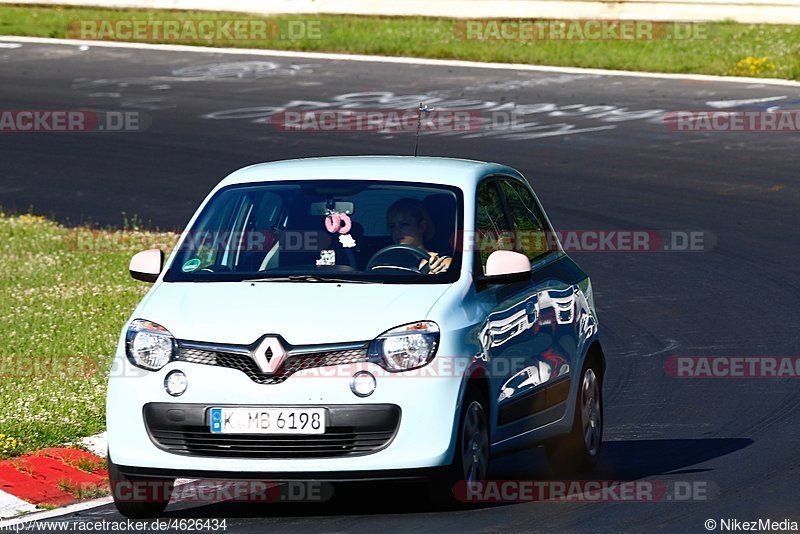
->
[[368, 321, 439, 371], [125, 319, 176, 371]]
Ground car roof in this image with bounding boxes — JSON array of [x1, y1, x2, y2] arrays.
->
[[216, 156, 525, 190]]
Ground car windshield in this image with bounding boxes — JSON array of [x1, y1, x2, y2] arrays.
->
[[164, 180, 463, 284]]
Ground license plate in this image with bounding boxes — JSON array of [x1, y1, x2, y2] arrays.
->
[[209, 407, 326, 435]]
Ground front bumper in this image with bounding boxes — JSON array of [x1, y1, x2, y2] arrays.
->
[[107, 354, 464, 474], [112, 464, 448, 482], [144, 403, 401, 458]]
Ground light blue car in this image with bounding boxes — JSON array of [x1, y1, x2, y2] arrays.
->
[[107, 156, 605, 517]]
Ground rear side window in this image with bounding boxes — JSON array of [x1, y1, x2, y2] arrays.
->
[[475, 180, 513, 274], [498, 179, 554, 263]]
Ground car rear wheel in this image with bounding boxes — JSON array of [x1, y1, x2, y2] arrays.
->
[[427, 388, 490, 507], [545, 361, 603, 475], [108, 454, 174, 519]]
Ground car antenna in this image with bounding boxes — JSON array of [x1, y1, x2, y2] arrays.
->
[[414, 102, 433, 157]]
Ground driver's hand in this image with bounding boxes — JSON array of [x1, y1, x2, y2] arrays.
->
[[427, 253, 450, 275]]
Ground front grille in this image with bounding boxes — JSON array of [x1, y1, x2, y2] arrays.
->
[[176, 343, 370, 385], [144, 404, 401, 459], [148, 430, 397, 458]]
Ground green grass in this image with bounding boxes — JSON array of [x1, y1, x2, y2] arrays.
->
[[0, 212, 176, 457], [57, 478, 110, 499], [69, 455, 107, 473], [1, 5, 800, 79]]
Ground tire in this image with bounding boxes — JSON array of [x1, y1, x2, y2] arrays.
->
[[108, 455, 174, 519], [427, 388, 490, 508], [545, 360, 603, 476]]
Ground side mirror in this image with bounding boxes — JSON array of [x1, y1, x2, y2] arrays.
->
[[129, 249, 164, 283], [481, 250, 531, 284]]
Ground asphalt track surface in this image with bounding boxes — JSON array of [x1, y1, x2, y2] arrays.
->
[[2, 41, 800, 533]]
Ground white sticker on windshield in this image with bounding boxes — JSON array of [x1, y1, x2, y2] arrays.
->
[[315, 250, 336, 266], [339, 234, 356, 248]]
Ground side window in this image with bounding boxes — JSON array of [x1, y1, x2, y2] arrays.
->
[[475, 180, 513, 274], [498, 179, 554, 262], [188, 193, 246, 270], [216, 195, 255, 270], [240, 191, 283, 271], [251, 191, 283, 230], [189, 191, 282, 272]]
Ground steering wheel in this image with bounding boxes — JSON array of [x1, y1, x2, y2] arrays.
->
[[366, 244, 431, 274]]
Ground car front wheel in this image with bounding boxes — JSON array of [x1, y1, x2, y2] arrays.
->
[[545, 361, 603, 475], [428, 388, 490, 507]]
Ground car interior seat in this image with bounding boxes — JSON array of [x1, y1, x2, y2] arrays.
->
[[422, 193, 457, 256]]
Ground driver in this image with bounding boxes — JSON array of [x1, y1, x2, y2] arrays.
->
[[386, 198, 452, 274]]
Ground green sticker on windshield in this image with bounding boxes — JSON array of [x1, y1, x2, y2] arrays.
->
[[182, 259, 201, 272]]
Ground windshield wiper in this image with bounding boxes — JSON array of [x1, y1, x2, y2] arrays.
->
[[243, 275, 378, 284]]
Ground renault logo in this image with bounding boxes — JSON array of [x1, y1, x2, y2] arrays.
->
[[251, 336, 287, 375]]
